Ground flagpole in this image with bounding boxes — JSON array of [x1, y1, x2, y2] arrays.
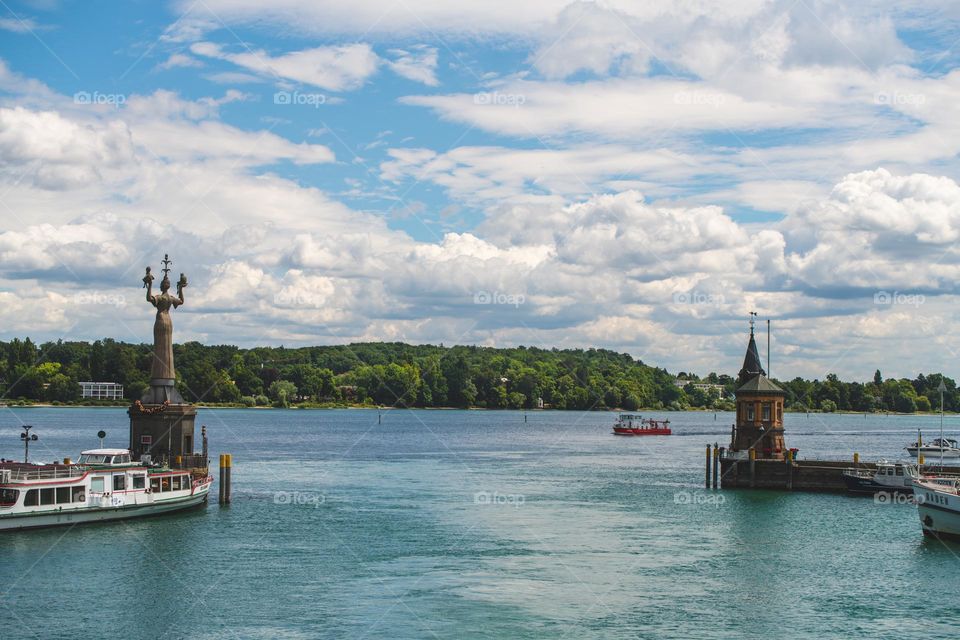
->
[[939, 380, 947, 469]]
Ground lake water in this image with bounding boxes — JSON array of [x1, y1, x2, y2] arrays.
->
[[2, 408, 960, 639]]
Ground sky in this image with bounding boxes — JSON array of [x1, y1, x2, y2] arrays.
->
[[1, 0, 960, 381]]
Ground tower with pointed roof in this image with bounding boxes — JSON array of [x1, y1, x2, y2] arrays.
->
[[730, 314, 787, 459]]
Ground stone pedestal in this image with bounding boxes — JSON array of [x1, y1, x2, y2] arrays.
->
[[129, 380, 197, 466]]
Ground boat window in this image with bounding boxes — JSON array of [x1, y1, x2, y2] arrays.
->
[[90, 477, 104, 493], [113, 475, 126, 491], [150, 478, 161, 492], [133, 475, 146, 489], [24, 489, 38, 506], [896, 467, 904, 476], [0, 488, 18, 506], [71, 486, 85, 502], [40, 488, 55, 505], [171, 476, 182, 491], [56, 487, 71, 504], [161, 477, 171, 492]]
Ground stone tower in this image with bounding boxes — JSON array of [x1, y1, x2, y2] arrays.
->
[[729, 317, 787, 460]]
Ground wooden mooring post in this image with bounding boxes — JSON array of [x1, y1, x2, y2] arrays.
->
[[705, 444, 712, 489], [785, 450, 793, 491], [749, 448, 756, 488], [712, 443, 719, 489], [219, 453, 232, 504]]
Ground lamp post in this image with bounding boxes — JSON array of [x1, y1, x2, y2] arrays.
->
[[20, 425, 37, 463], [939, 380, 947, 468]]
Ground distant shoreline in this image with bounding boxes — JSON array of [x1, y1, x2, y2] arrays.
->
[[2, 402, 958, 416]]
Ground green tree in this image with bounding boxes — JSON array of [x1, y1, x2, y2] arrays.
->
[[46, 373, 79, 402], [268, 380, 298, 407]]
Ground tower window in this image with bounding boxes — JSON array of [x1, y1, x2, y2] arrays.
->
[[746, 405, 755, 421], [762, 403, 771, 421]]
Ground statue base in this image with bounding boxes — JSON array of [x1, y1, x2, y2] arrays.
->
[[141, 378, 186, 404], [129, 382, 198, 469]]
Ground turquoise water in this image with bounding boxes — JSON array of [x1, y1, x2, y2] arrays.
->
[[2, 408, 960, 639]]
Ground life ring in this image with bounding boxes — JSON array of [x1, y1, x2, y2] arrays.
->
[[77, 493, 85, 502]]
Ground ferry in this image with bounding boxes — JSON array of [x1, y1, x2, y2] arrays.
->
[[612, 414, 672, 436], [0, 448, 212, 532], [842, 460, 918, 495], [913, 477, 960, 540]]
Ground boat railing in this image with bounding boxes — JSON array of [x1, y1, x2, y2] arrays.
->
[[1, 465, 88, 482]]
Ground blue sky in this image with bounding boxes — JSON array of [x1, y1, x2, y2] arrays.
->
[[2, 0, 960, 380]]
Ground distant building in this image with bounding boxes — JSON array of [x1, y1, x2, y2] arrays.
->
[[79, 381, 125, 400], [674, 379, 725, 399]]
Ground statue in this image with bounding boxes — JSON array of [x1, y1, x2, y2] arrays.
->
[[143, 254, 186, 382]]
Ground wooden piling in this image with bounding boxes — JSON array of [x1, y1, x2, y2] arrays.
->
[[712, 443, 719, 489], [749, 448, 756, 488], [705, 444, 712, 489], [219, 453, 232, 504], [785, 452, 793, 490]]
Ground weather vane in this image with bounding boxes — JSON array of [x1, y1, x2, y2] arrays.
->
[[749, 310, 757, 333]]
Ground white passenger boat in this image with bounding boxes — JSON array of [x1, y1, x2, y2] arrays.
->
[[913, 477, 960, 540], [905, 437, 960, 459], [0, 448, 212, 532]]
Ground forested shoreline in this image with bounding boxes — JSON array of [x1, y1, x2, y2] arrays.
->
[[0, 338, 955, 414]]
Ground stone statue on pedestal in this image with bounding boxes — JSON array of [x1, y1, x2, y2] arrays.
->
[[130, 254, 198, 466], [140, 255, 188, 405]]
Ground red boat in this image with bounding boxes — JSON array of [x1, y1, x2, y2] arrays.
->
[[612, 414, 672, 436]]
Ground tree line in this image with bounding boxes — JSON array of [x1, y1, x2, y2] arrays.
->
[[0, 337, 955, 413]]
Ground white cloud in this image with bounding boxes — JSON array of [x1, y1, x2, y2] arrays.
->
[[156, 53, 204, 71], [385, 45, 438, 86], [190, 41, 379, 91]]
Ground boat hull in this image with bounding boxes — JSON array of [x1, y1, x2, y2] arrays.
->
[[913, 481, 960, 540], [842, 473, 913, 495], [612, 427, 672, 436], [0, 492, 209, 532], [906, 447, 960, 459]]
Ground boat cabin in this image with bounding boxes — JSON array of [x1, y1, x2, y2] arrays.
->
[[77, 448, 135, 466]]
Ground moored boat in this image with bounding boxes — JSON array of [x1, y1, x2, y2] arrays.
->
[[612, 414, 672, 436], [913, 477, 960, 540], [906, 437, 960, 459], [0, 448, 212, 532], [842, 460, 918, 495]]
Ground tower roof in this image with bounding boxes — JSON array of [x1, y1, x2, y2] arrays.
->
[[738, 325, 765, 384], [736, 374, 784, 395]]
